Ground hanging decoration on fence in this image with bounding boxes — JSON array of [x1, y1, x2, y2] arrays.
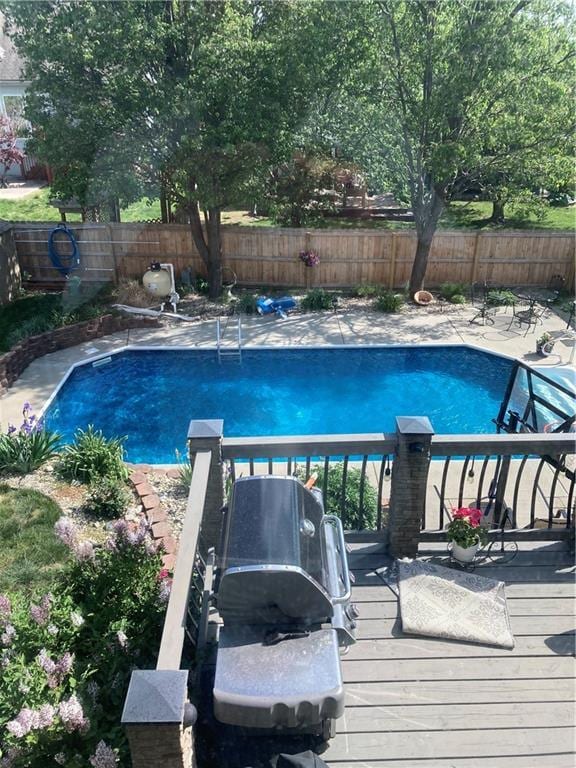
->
[[299, 249, 319, 267]]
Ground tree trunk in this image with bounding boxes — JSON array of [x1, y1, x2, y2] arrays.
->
[[409, 233, 434, 295], [206, 207, 222, 299], [188, 202, 210, 266], [160, 190, 169, 224], [408, 191, 444, 295], [490, 199, 505, 224]]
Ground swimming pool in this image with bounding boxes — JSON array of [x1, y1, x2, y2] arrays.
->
[[44, 345, 515, 464]]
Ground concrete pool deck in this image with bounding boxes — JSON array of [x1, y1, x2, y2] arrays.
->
[[1, 302, 574, 428]]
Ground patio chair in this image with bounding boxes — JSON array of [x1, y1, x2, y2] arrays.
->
[[507, 298, 548, 335], [468, 282, 497, 325]]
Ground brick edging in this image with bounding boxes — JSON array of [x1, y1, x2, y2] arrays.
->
[[0, 313, 160, 397], [129, 467, 180, 571]]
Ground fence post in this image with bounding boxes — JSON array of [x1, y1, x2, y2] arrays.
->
[[122, 670, 197, 768], [388, 416, 434, 558], [187, 419, 224, 553], [389, 232, 397, 289]]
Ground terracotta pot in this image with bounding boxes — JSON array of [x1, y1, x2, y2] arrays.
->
[[451, 541, 479, 563]]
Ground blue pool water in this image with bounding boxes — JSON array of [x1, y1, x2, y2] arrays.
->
[[45, 346, 515, 464]]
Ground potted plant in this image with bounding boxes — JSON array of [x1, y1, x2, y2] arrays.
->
[[536, 332, 553, 355], [446, 507, 487, 563]]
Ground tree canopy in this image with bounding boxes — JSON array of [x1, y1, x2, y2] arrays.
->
[[308, 0, 574, 291], [3, 0, 574, 295]]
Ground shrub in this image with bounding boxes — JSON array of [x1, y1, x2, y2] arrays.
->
[[298, 463, 378, 530], [450, 294, 467, 305], [114, 278, 152, 308], [301, 288, 334, 311], [439, 282, 467, 301], [195, 276, 209, 295], [486, 289, 516, 307], [353, 283, 382, 298], [0, 403, 60, 474], [174, 449, 193, 491], [235, 292, 259, 315], [82, 477, 131, 519], [0, 517, 170, 767], [7, 317, 56, 348], [374, 291, 404, 313], [55, 426, 128, 484]]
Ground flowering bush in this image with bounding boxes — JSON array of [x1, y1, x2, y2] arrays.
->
[[0, 516, 170, 767], [446, 507, 488, 548], [0, 403, 60, 475], [299, 249, 320, 267]]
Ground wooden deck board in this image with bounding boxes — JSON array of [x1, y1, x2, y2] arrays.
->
[[326, 726, 575, 761], [346, 634, 575, 659], [321, 541, 576, 767]]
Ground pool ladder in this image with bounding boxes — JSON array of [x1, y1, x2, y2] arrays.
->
[[216, 317, 242, 363]]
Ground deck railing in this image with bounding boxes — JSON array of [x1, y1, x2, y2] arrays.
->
[[427, 433, 575, 537], [221, 430, 575, 538], [222, 433, 396, 531], [122, 449, 211, 768], [156, 449, 212, 668]]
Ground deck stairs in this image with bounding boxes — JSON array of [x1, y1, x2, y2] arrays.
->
[[216, 317, 242, 363]]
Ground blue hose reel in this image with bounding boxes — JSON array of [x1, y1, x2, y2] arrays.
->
[[48, 224, 80, 277]]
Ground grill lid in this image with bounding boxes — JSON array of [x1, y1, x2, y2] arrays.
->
[[218, 476, 331, 624]]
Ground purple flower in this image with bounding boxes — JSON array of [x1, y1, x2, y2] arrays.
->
[[54, 517, 78, 548], [74, 539, 95, 561], [1, 624, 15, 646], [89, 741, 118, 768], [6, 424, 16, 436], [0, 746, 22, 768], [58, 694, 90, 733], [37, 703, 56, 728], [37, 648, 74, 687], [0, 594, 11, 620], [30, 593, 52, 626], [37, 648, 57, 674], [6, 707, 39, 738], [107, 517, 150, 551]]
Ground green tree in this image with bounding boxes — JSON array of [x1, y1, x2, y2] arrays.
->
[[320, 0, 574, 292], [3, 0, 362, 298]]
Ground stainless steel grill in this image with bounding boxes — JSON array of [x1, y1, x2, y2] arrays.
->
[[212, 475, 357, 739]]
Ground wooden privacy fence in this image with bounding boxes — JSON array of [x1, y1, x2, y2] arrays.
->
[[13, 223, 575, 289]]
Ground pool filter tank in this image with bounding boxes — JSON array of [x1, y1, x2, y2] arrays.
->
[[142, 262, 180, 312]]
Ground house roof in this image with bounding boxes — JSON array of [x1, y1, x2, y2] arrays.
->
[[0, 14, 25, 82]]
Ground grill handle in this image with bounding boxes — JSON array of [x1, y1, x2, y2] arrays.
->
[[322, 515, 351, 604]]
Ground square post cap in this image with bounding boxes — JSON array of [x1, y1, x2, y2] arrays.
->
[[395, 416, 434, 436], [187, 419, 224, 440], [121, 670, 188, 725]]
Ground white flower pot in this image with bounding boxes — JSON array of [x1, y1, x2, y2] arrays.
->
[[451, 541, 479, 564]]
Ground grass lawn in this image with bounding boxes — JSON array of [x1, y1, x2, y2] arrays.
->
[[0, 484, 68, 593], [0, 188, 573, 230], [0, 187, 161, 223], [222, 201, 576, 230]]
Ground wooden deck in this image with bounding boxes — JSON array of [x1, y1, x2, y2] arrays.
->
[[325, 540, 575, 768]]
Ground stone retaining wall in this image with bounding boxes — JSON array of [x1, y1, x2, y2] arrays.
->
[[0, 313, 160, 396]]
